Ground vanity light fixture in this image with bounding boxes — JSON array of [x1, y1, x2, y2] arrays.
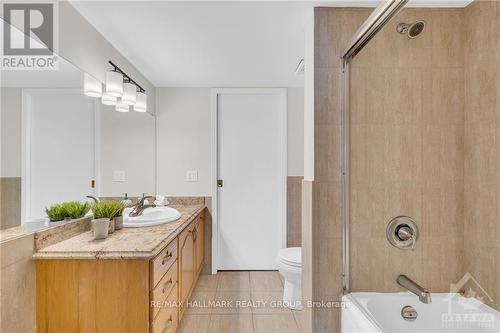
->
[[115, 100, 129, 112], [122, 81, 137, 105], [101, 93, 117, 106], [83, 73, 102, 98], [134, 91, 147, 112], [87, 61, 147, 113], [105, 69, 123, 97]]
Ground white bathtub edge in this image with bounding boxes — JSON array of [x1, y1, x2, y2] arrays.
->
[[341, 294, 384, 333]]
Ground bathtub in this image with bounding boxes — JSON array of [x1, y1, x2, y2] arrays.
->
[[342, 292, 500, 333]]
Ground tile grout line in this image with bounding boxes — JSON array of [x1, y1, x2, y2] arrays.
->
[[207, 273, 219, 333], [291, 310, 302, 333]]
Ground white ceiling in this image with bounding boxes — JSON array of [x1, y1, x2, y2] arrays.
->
[[70, 0, 473, 88]]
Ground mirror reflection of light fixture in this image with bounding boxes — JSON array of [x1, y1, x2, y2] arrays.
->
[[86, 61, 147, 114], [134, 91, 147, 112], [102, 93, 117, 106], [83, 73, 102, 98], [115, 100, 129, 112], [106, 70, 123, 97], [122, 81, 137, 105]]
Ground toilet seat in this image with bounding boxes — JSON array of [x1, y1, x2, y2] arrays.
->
[[276, 247, 302, 310], [277, 247, 301, 267]]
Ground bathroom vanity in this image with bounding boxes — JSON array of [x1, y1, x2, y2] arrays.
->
[[33, 203, 206, 333]]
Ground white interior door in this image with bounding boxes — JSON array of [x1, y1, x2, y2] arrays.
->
[[217, 88, 286, 270], [23, 89, 95, 221]]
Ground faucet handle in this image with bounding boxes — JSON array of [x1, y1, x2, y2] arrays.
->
[[387, 216, 419, 250], [396, 226, 413, 241]]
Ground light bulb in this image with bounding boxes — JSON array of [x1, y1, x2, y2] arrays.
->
[[83, 73, 102, 98], [115, 100, 129, 112], [134, 91, 147, 112], [122, 82, 137, 105], [106, 70, 123, 97], [101, 93, 117, 106]]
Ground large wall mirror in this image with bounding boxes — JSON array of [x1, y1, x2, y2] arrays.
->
[[0, 21, 155, 232]]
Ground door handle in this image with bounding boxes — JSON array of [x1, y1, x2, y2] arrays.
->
[[217, 179, 223, 188]]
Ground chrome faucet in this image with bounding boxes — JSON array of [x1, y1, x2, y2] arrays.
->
[[129, 196, 156, 217], [86, 195, 99, 203], [397, 275, 431, 304]]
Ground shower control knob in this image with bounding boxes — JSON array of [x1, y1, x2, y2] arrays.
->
[[396, 225, 413, 241], [386, 216, 419, 250]]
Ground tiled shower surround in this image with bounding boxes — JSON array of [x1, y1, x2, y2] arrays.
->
[[306, 1, 499, 331]]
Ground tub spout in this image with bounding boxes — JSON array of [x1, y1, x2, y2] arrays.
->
[[397, 275, 432, 304]]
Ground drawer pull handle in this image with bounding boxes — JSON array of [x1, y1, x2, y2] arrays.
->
[[162, 316, 173, 333], [161, 252, 173, 265], [162, 278, 173, 294]]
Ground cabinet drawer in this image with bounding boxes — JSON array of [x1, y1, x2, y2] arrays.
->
[[151, 240, 177, 288], [151, 284, 178, 333], [151, 260, 178, 320]]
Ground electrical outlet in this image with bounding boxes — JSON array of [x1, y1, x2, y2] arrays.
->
[[186, 170, 198, 182], [113, 170, 126, 182]]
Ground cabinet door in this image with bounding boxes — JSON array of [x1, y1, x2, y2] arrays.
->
[[179, 224, 195, 306], [195, 216, 205, 274]]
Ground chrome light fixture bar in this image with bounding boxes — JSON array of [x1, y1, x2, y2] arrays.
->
[[108, 60, 146, 94], [340, 0, 408, 295]]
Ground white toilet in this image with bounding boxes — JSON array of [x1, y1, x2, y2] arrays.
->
[[276, 247, 302, 310]]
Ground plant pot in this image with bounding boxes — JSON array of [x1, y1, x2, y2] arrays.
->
[[108, 218, 115, 234], [48, 219, 65, 226], [114, 216, 123, 230], [92, 218, 109, 240]]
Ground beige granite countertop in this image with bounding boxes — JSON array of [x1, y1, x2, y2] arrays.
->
[[33, 204, 205, 260], [0, 226, 29, 243]]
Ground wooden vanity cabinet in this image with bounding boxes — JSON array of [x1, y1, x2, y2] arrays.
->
[[35, 209, 206, 333], [195, 215, 205, 274], [178, 213, 205, 320], [179, 220, 196, 313]]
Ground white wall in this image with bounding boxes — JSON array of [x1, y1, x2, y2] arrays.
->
[[303, 14, 314, 181], [157, 87, 304, 196], [98, 104, 155, 197], [157, 88, 212, 196], [0, 88, 22, 177]]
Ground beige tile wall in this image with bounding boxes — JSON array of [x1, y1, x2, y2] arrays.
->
[[311, 3, 499, 330], [463, 0, 500, 311], [311, 8, 371, 332], [0, 177, 21, 230], [287, 177, 303, 247], [349, 8, 465, 293], [0, 234, 36, 333]]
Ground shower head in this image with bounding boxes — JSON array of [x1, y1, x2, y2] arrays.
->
[[397, 21, 425, 38]]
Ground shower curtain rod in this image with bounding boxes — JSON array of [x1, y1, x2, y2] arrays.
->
[[340, 0, 408, 295], [342, 0, 408, 63]]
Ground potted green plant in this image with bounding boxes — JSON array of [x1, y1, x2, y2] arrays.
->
[[108, 201, 126, 230], [45, 204, 67, 224], [62, 201, 90, 220], [90, 201, 116, 239]]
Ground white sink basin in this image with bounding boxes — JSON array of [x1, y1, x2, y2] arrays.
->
[[122, 207, 181, 227]]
